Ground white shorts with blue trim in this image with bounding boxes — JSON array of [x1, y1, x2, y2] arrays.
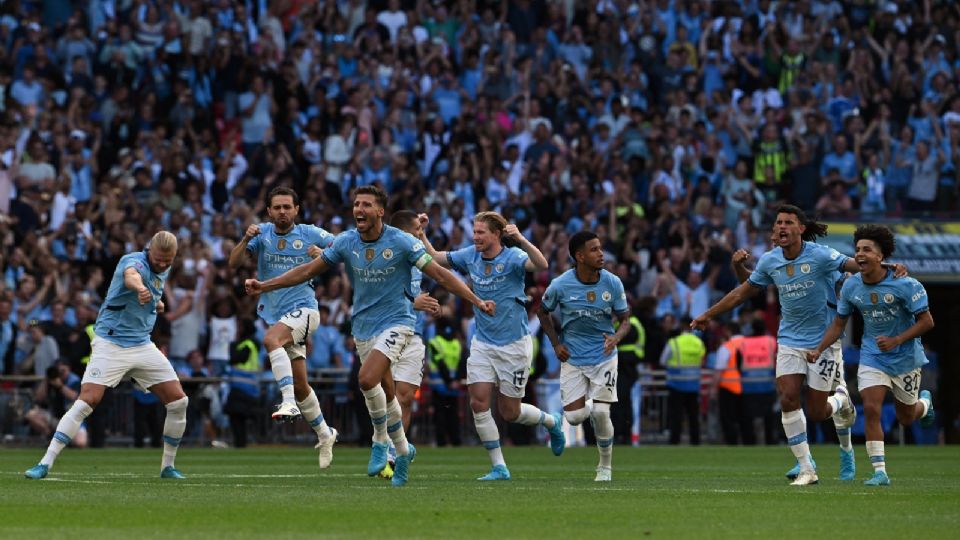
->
[[466, 335, 533, 398], [560, 356, 619, 406], [278, 308, 320, 361], [776, 342, 845, 392], [858, 365, 922, 405], [82, 336, 179, 390]]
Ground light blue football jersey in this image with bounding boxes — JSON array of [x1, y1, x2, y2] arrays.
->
[[448, 246, 530, 346], [95, 251, 169, 347], [247, 223, 334, 325], [541, 269, 629, 367], [747, 241, 849, 349], [837, 270, 929, 375], [321, 225, 432, 341]]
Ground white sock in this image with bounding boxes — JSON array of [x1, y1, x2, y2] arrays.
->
[[362, 385, 389, 444], [563, 406, 592, 426], [592, 403, 614, 468], [782, 409, 814, 471], [41, 400, 93, 467], [835, 422, 853, 452], [269, 348, 295, 402], [866, 440, 886, 473], [919, 398, 930, 418], [297, 389, 332, 440], [386, 397, 409, 455], [473, 409, 505, 467], [826, 394, 844, 417], [162, 397, 189, 470], [515, 403, 555, 428]]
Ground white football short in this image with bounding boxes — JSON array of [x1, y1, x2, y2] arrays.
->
[[278, 308, 321, 361], [82, 336, 179, 390], [392, 334, 426, 387], [560, 355, 619, 406], [858, 364, 922, 405], [466, 336, 533, 398], [355, 326, 415, 366], [777, 342, 845, 392]]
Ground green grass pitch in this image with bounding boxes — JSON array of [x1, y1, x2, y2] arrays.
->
[[2, 445, 959, 539]]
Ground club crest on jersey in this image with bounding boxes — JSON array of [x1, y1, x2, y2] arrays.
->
[[870, 293, 879, 304], [602, 291, 612, 302], [485, 264, 492, 275], [292, 240, 303, 250], [383, 248, 393, 260], [883, 293, 895, 304], [153, 278, 161, 289], [786, 264, 795, 277], [800, 264, 811, 273], [587, 291, 596, 303], [495, 263, 504, 273], [365, 248, 375, 261], [277, 239, 287, 250]]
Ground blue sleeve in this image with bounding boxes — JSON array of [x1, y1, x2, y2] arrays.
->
[[402, 232, 432, 269], [246, 224, 266, 254], [904, 279, 929, 315], [836, 279, 855, 318], [447, 247, 472, 275], [310, 226, 334, 248], [747, 254, 771, 287], [124, 255, 150, 282], [321, 233, 346, 265], [819, 245, 847, 274], [542, 278, 560, 312], [512, 247, 529, 276], [612, 275, 629, 313]]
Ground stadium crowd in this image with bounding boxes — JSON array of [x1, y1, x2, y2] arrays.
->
[[0, 0, 953, 446]]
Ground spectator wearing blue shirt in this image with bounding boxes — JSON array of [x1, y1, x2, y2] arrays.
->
[[821, 134, 858, 188]]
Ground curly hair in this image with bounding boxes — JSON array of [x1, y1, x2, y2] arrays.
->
[[854, 224, 896, 258]]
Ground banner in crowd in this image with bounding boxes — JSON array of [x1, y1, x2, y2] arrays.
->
[[820, 222, 960, 284]]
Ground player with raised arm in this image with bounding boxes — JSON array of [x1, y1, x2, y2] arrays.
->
[[377, 210, 442, 479], [245, 186, 495, 487], [26, 232, 189, 480], [730, 231, 856, 481], [228, 186, 339, 469], [691, 205, 901, 486], [537, 231, 632, 482], [806, 225, 935, 486], [417, 211, 565, 481]]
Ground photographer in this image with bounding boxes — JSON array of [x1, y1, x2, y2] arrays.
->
[[24, 360, 88, 447]]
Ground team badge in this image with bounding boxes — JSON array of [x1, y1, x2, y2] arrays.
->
[[292, 240, 303, 249], [277, 239, 287, 250], [89, 368, 101, 378], [383, 248, 393, 260], [485, 264, 492, 275], [365, 248, 375, 261], [153, 278, 161, 289], [883, 293, 895, 304], [870, 293, 879, 304], [587, 291, 596, 303], [495, 263, 504, 273], [602, 291, 612, 302], [786, 264, 794, 277], [800, 264, 811, 273]]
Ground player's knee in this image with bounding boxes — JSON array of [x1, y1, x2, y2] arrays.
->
[[469, 397, 490, 413], [591, 402, 611, 421], [263, 334, 283, 351], [396, 390, 414, 410], [564, 407, 591, 426], [862, 402, 882, 420], [498, 401, 520, 422], [166, 396, 189, 414], [357, 373, 379, 392]]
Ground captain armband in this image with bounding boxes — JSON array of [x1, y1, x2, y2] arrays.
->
[[415, 253, 434, 270]]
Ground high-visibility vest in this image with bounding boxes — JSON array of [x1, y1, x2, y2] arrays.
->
[[666, 333, 705, 392], [753, 140, 788, 184], [227, 339, 260, 397], [739, 335, 776, 394], [719, 336, 746, 395], [428, 335, 461, 396], [779, 52, 804, 93], [616, 316, 645, 359], [80, 324, 96, 365]]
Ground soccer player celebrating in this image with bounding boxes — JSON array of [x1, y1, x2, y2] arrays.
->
[[731, 231, 856, 481], [26, 232, 189, 480], [692, 205, 881, 486], [245, 186, 495, 487], [417, 211, 566, 481], [806, 224, 935, 486], [537, 231, 632, 482], [376, 210, 442, 479], [228, 187, 339, 469]]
